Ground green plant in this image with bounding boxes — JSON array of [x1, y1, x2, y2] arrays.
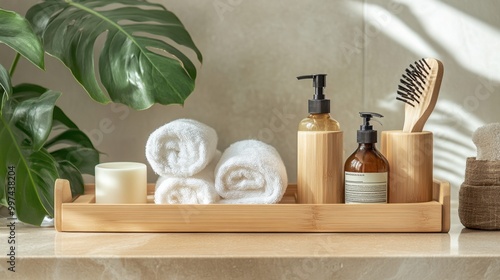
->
[[0, 0, 202, 225]]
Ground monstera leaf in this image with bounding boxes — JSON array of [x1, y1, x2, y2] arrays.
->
[[26, 0, 203, 110], [0, 81, 99, 225], [0, 82, 61, 225], [0, 9, 44, 70], [1, 68, 98, 227], [0, 13, 99, 222], [14, 84, 100, 197]]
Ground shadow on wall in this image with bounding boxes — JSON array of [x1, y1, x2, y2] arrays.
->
[[349, 0, 500, 193]]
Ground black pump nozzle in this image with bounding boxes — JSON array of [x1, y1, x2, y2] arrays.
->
[[297, 74, 329, 114], [297, 74, 326, 99], [359, 112, 383, 131], [357, 112, 383, 143]]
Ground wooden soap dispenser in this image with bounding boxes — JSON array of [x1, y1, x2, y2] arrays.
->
[[344, 112, 389, 203], [297, 74, 344, 204]]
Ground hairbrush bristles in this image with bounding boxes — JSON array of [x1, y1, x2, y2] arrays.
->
[[396, 58, 432, 107], [396, 57, 444, 133]]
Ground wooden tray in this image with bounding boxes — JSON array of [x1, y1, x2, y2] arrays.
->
[[54, 179, 450, 233]]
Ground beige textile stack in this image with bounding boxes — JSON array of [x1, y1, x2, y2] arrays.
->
[[459, 159, 500, 230], [459, 123, 500, 230]]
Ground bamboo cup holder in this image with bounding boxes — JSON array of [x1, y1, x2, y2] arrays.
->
[[54, 178, 450, 233], [381, 131, 434, 203]]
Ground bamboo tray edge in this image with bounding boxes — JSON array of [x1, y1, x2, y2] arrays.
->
[[54, 179, 450, 233]]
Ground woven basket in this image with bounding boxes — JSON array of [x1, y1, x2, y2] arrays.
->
[[459, 157, 500, 230]]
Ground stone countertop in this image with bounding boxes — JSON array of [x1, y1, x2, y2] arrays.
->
[[1, 209, 499, 280]]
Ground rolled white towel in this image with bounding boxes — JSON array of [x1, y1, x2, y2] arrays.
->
[[472, 123, 500, 161], [145, 119, 218, 177], [215, 140, 288, 204], [154, 151, 221, 204]]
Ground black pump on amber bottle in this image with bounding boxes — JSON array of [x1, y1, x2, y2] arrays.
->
[[296, 74, 330, 114], [357, 112, 383, 144]]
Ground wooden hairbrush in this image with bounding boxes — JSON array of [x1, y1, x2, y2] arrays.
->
[[396, 58, 444, 133]]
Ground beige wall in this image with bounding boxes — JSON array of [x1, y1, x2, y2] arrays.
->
[[1, 0, 499, 204]]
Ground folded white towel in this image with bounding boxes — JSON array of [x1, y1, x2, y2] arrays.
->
[[154, 151, 221, 204], [472, 123, 500, 161], [145, 119, 218, 177], [215, 140, 288, 204]]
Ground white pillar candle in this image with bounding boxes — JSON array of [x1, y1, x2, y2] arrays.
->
[[95, 162, 147, 204]]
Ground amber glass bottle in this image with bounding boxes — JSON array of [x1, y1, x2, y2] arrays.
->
[[344, 112, 389, 203], [298, 113, 340, 132]]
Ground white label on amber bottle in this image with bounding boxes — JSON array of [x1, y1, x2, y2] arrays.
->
[[345, 172, 387, 203]]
